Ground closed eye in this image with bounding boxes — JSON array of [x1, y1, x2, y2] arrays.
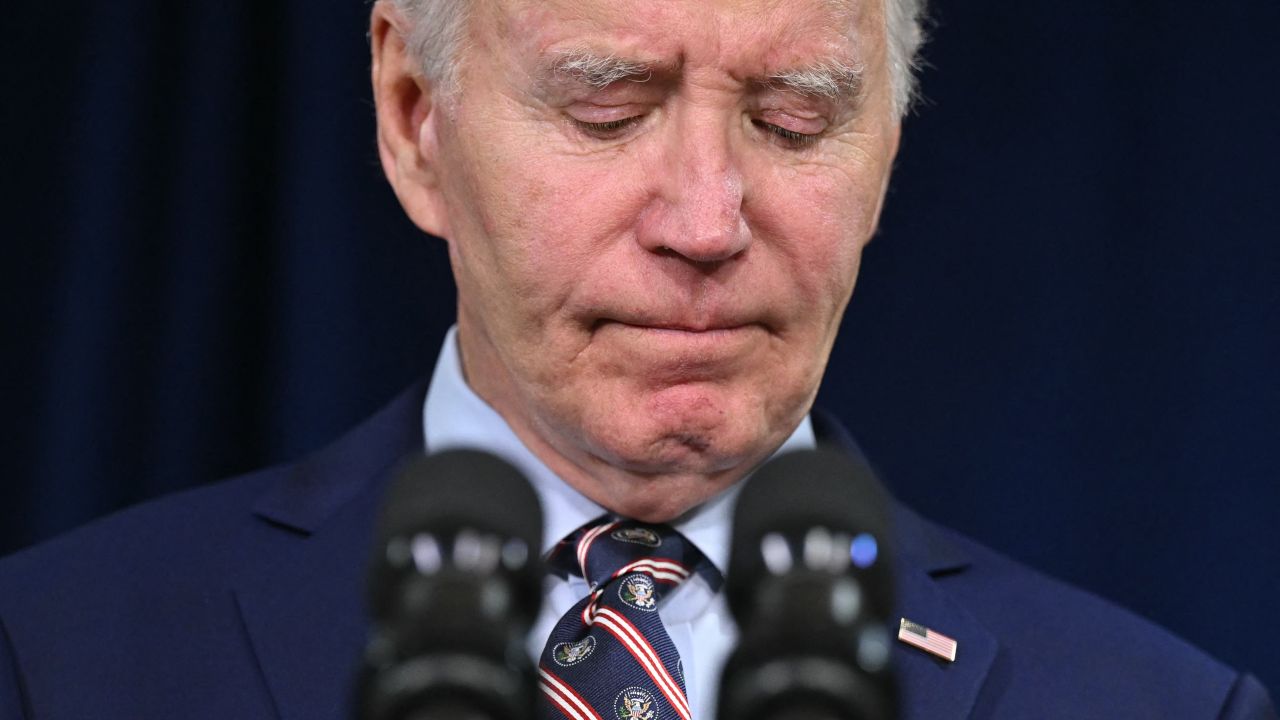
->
[[752, 119, 821, 149], [574, 116, 645, 139], [575, 115, 820, 147]]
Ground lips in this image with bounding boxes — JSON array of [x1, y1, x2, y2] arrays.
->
[[594, 318, 766, 356], [615, 321, 754, 333], [595, 309, 764, 333], [579, 314, 772, 385]]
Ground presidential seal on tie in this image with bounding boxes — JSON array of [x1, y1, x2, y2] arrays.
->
[[552, 636, 597, 667], [615, 687, 657, 720], [619, 573, 658, 611], [611, 526, 663, 547]]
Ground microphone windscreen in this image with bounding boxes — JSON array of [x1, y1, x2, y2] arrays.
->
[[376, 448, 542, 547], [368, 449, 543, 623], [359, 450, 543, 720], [727, 447, 893, 620]]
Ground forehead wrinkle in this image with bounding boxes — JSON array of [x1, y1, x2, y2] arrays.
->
[[736, 0, 872, 96], [519, 0, 877, 100]]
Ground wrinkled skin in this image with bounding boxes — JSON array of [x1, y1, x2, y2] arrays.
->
[[371, 0, 900, 521]]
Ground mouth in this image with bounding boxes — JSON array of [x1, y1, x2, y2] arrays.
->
[[592, 318, 767, 360], [594, 311, 763, 333], [596, 317, 766, 343], [614, 321, 754, 334]]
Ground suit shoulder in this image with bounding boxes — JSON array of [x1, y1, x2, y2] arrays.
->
[[0, 378, 428, 610], [915, 514, 1261, 715], [0, 466, 307, 719], [0, 465, 287, 608], [934, 517, 1231, 667]]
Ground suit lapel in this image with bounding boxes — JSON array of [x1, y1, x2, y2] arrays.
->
[[813, 409, 999, 719], [234, 501, 376, 720], [234, 380, 427, 720], [890, 506, 999, 720]]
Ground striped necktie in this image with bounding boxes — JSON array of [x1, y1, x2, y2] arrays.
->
[[536, 518, 719, 720]]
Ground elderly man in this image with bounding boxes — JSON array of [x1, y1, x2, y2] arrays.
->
[[0, 0, 1274, 718]]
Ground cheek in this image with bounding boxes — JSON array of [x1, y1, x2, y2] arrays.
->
[[491, 152, 648, 275], [749, 162, 879, 311], [448, 134, 652, 329], [810, 181, 873, 300]]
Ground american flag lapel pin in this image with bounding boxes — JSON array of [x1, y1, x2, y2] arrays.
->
[[898, 618, 958, 663]]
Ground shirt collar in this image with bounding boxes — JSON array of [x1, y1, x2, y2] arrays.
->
[[423, 326, 816, 571]]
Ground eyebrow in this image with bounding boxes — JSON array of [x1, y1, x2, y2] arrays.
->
[[764, 61, 865, 102], [549, 50, 659, 88], [545, 49, 864, 103]]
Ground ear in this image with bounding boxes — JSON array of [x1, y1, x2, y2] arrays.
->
[[370, 1, 451, 239]]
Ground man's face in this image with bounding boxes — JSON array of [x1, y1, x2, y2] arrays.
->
[[382, 0, 900, 521]]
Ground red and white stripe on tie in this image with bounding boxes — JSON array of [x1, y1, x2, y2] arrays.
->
[[611, 558, 691, 584], [593, 607, 692, 720], [579, 559, 692, 624], [575, 521, 618, 579], [538, 666, 604, 720]]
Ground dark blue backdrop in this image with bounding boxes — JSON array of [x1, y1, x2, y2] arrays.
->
[[4, 0, 1277, 697]]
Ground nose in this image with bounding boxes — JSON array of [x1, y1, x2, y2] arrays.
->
[[637, 108, 751, 265]]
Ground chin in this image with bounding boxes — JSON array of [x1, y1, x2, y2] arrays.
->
[[542, 377, 808, 517], [628, 386, 773, 462], [598, 421, 757, 476], [582, 429, 763, 521]]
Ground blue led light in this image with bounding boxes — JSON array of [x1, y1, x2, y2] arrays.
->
[[850, 533, 878, 569]]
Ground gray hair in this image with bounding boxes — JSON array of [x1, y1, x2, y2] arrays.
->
[[388, 0, 927, 117]]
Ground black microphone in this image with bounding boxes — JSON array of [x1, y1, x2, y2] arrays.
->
[[718, 448, 898, 720], [356, 449, 544, 720]]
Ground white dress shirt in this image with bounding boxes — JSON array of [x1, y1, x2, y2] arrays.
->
[[423, 326, 815, 719]]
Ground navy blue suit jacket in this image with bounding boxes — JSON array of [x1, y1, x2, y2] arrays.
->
[[0, 380, 1274, 719]]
